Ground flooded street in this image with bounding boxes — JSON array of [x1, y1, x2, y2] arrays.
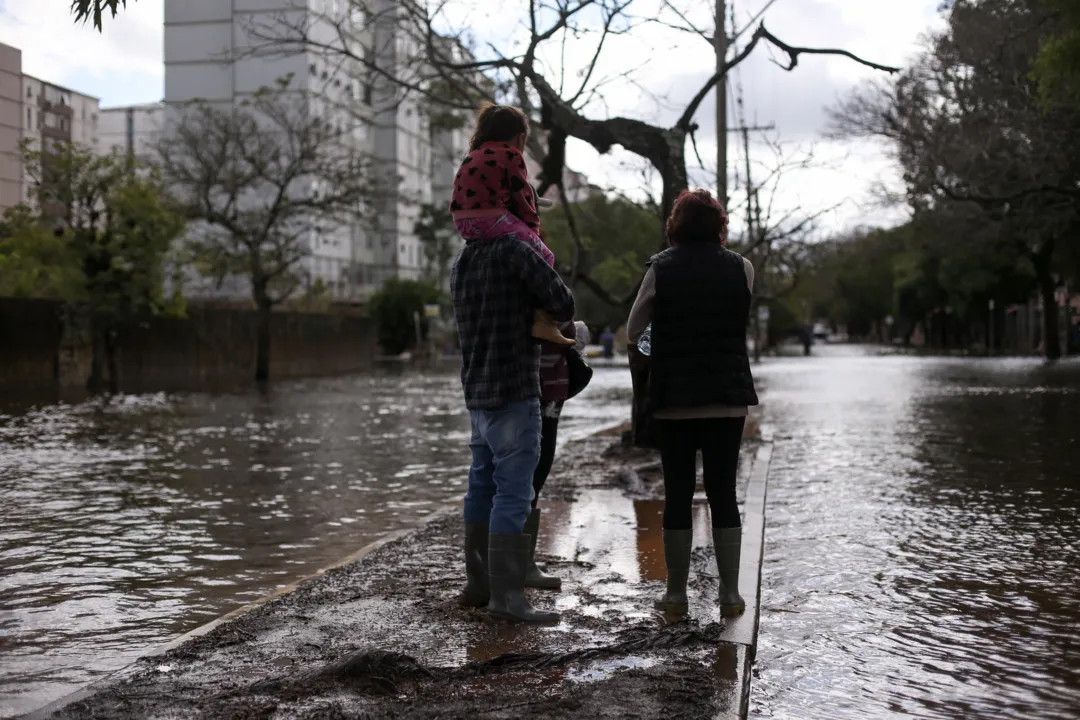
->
[[752, 346, 1080, 719], [3, 347, 1080, 719], [0, 369, 633, 717]]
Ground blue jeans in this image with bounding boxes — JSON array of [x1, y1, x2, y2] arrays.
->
[[464, 398, 541, 535]]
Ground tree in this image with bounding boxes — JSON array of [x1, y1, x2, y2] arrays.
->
[[70, 0, 131, 30], [540, 193, 660, 327], [157, 82, 379, 382], [242, 1, 900, 247], [0, 204, 83, 299], [368, 277, 440, 355], [413, 203, 457, 286], [22, 142, 184, 392], [831, 0, 1080, 359], [1033, 0, 1080, 106]]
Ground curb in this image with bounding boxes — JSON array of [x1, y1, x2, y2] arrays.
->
[[719, 441, 773, 720], [22, 503, 460, 720]]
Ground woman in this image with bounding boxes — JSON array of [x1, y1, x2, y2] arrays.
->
[[626, 188, 758, 617]]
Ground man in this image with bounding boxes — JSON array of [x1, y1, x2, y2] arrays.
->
[[450, 230, 575, 624]]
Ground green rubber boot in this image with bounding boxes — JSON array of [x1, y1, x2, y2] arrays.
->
[[487, 533, 560, 624], [456, 522, 489, 607], [523, 508, 562, 591], [653, 528, 693, 614], [713, 526, 746, 617]]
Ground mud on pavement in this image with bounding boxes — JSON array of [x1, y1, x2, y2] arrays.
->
[[46, 429, 761, 720]]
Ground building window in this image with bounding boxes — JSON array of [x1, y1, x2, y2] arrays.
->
[[364, 82, 373, 105], [27, 108, 31, 127], [26, 86, 31, 98], [321, 70, 329, 80]]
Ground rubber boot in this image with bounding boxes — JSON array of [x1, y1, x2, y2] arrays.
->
[[713, 526, 746, 617], [487, 533, 560, 624], [653, 528, 693, 614], [456, 522, 489, 607], [523, 508, 562, 591]]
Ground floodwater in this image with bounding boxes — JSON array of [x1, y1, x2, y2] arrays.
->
[[0, 369, 633, 718], [752, 346, 1080, 719], [4, 347, 1080, 719]]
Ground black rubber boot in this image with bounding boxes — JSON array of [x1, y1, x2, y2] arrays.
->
[[456, 522, 489, 607], [487, 533, 560, 623], [653, 528, 693, 614], [523, 508, 562, 591], [713, 526, 746, 617]]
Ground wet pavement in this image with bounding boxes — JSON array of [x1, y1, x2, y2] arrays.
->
[[0, 370, 633, 717], [34, 431, 764, 719], [751, 346, 1080, 719]]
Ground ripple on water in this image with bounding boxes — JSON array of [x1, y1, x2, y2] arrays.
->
[[751, 347, 1080, 720], [0, 368, 632, 717]]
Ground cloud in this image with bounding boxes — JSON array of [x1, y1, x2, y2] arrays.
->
[[0, 0, 933, 231], [0, 0, 163, 105]]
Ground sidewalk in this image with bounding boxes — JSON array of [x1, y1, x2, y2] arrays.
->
[[33, 427, 771, 720]]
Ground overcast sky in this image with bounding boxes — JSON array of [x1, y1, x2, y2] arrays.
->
[[0, 0, 943, 235]]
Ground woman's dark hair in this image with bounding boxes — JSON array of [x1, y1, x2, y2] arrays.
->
[[469, 101, 529, 152], [665, 188, 729, 246]]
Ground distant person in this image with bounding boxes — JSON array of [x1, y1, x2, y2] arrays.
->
[[449, 101, 573, 347], [627, 188, 758, 617], [451, 195, 575, 624], [599, 326, 615, 358]]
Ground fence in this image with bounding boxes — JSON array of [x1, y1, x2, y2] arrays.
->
[[0, 299, 377, 395]]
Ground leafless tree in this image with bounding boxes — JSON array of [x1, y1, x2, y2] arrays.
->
[[241, 0, 899, 224], [157, 82, 379, 381]]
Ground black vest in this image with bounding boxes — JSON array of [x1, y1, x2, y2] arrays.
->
[[649, 245, 759, 410]]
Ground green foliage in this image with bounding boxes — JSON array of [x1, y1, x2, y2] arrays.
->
[[793, 209, 1038, 342], [414, 204, 458, 283], [368, 278, 441, 355], [19, 142, 185, 320], [540, 194, 661, 328], [0, 205, 83, 299], [1033, 0, 1080, 106], [5, 143, 184, 319]]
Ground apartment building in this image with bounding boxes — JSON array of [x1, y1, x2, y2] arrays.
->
[[0, 42, 101, 212], [159, 0, 408, 301], [99, 103, 163, 164]]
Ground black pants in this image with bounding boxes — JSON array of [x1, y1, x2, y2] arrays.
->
[[532, 416, 559, 507], [657, 417, 745, 530]]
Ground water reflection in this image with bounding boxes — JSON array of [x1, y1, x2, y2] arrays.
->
[[752, 347, 1080, 720], [0, 369, 633, 717]]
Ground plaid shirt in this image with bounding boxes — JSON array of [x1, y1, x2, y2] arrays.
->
[[451, 235, 575, 410]]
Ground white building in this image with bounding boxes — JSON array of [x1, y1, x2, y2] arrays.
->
[[156, 0, 444, 301], [99, 103, 162, 165]]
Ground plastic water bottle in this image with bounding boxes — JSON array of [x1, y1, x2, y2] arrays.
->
[[638, 324, 652, 356]]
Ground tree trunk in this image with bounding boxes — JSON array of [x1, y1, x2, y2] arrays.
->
[[255, 298, 272, 383], [87, 316, 105, 395], [105, 325, 119, 394], [1036, 262, 1062, 360]]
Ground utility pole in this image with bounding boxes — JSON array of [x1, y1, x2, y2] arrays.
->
[[728, 122, 774, 362], [716, 0, 728, 205]]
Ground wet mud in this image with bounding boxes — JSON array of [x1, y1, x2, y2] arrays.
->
[[47, 431, 760, 720]]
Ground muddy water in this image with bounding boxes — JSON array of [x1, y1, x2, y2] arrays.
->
[[0, 369, 633, 717], [752, 346, 1080, 719]]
